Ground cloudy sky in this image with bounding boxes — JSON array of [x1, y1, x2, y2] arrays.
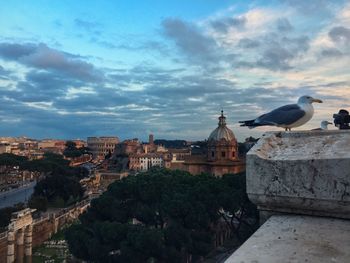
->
[[0, 0, 349, 141]]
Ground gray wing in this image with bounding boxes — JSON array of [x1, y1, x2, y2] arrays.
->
[[256, 104, 306, 125]]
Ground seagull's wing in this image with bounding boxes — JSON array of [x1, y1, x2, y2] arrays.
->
[[255, 104, 306, 125]]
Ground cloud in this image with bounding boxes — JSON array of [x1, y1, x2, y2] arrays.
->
[[0, 42, 103, 82], [239, 35, 310, 71], [320, 47, 343, 57], [0, 65, 11, 80], [0, 43, 36, 59], [276, 18, 293, 32], [238, 38, 260, 48], [161, 18, 220, 65], [281, 0, 337, 16], [74, 19, 101, 34], [328, 26, 350, 45], [210, 16, 246, 33]]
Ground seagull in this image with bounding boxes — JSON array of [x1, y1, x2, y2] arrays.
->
[[239, 95, 323, 131], [312, 121, 332, 131]]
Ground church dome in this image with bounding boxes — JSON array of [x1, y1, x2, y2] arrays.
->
[[208, 111, 236, 142]]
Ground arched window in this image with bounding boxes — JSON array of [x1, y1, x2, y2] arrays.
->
[[221, 152, 226, 158], [211, 151, 215, 157]]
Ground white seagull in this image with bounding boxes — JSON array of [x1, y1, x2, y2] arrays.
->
[[239, 95, 323, 131], [312, 120, 332, 131]]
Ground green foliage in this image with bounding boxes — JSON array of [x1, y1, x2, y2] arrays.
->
[[66, 169, 258, 263], [0, 203, 25, 230], [0, 153, 27, 166], [32, 174, 84, 208], [28, 195, 48, 211]]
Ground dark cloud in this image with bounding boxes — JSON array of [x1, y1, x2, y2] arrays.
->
[[0, 65, 11, 80], [210, 17, 246, 33], [0, 43, 36, 60], [255, 35, 309, 71], [320, 48, 343, 58], [276, 18, 293, 32], [238, 38, 260, 49], [161, 18, 220, 64], [329, 26, 350, 45], [3, 70, 76, 103], [0, 42, 103, 82]]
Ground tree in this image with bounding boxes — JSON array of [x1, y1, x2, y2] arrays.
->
[[217, 173, 259, 241], [28, 195, 48, 211], [30, 174, 84, 209], [0, 153, 27, 167], [66, 169, 258, 263]]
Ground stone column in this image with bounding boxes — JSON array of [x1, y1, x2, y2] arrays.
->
[[24, 225, 32, 263], [16, 229, 24, 263], [7, 230, 15, 263]]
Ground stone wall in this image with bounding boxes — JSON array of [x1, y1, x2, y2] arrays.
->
[[0, 199, 89, 262], [32, 217, 53, 247], [0, 232, 8, 261]]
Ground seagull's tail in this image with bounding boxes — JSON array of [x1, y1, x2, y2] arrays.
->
[[239, 119, 264, 129]]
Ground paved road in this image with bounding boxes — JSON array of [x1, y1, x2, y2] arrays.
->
[[0, 181, 36, 209]]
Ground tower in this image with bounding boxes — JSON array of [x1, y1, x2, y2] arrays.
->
[[207, 111, 238, 162]]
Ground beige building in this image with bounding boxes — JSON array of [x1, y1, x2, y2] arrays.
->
[[87, 136, 119, 160], [129, 153, 164, 171], [0, 143, 11, 154]]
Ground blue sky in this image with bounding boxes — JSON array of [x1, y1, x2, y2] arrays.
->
[[0, 0, 349, 141]]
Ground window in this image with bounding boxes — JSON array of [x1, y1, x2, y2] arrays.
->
[[232, 152, 235, 157], [211, 151, 215, 157], [221, 152, 226, 158]]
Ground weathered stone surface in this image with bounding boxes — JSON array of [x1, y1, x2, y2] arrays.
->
[[225, 215, 350, 263], [247, 130, 350, 219]]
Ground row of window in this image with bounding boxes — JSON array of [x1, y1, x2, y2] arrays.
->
[[211, 151, 236, 158]]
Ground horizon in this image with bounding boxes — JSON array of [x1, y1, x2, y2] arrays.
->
[[0, 0, 349, 141]]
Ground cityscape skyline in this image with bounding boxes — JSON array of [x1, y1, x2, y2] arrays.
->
[[0, 0, 349, 141]]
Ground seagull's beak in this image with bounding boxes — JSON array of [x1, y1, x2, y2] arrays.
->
[[312, 98, 323, 103], [327, 121, 333, 125]]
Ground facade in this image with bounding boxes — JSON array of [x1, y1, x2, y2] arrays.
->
[[114, 139, 142, 156], [163, 148, 191, 170], [38, 140, 66, 154], [0, 143, 11, 154], [183, 111, 245, 176], [129, 153, 164, 171], [87, 136, 119, 160]]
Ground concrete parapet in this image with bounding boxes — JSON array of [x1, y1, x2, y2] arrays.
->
[[225, 215, 350, 263], [247, 130, 350, 219]]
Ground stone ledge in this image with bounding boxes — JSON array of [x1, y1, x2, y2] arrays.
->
[[225, 215, 350, 263], [247, 130, 350, 219]]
